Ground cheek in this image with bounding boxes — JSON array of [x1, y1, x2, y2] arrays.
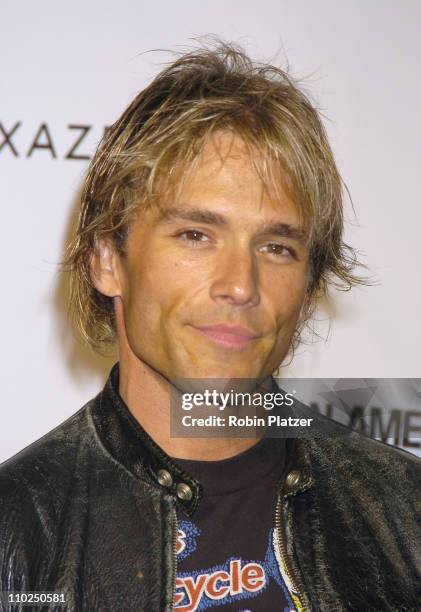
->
[[264, 269, 308, 325], [123, 256, 193, 340]]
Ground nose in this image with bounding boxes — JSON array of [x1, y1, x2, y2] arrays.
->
[[209, 244, 260, 308]]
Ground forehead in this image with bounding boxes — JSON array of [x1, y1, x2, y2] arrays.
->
[[164, 131, 301, 223]]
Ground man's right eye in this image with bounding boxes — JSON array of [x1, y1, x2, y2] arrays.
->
[[176, 230, 210, 244]]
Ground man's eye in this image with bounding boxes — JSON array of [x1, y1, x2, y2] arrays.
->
[[177, 230, 209, 244], [260, 243, 295, 259]]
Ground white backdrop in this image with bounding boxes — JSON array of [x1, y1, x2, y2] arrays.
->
[[1, 0, 420, 462]]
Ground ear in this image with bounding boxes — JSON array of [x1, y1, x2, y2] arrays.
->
[[90, 238, 124, 298]]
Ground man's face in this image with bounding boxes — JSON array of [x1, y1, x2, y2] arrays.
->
[[113, 132, 310, 382]]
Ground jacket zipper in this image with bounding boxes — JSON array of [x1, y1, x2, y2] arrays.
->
[[170, 504, 178, 611], [275, 491, 307, 612]]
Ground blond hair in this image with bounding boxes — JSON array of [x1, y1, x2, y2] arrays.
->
[[64, 41, 367, 353]]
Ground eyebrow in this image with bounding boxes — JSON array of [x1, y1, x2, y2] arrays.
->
[[157, 206, 307, 243]]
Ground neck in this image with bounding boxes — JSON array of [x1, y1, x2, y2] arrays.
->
[[115, 298, 262, 461]]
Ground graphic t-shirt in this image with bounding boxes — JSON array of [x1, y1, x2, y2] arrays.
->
[[172, 437, 298, 611]]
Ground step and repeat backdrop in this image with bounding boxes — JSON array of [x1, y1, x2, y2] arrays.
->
[[1, 1, 420, 461]]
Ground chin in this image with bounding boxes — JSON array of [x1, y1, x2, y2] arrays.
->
[[177, 361, 264, 385]]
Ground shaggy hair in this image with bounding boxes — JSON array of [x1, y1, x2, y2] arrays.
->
[[64, 41, 367, 354]]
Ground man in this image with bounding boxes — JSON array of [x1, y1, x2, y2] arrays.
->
[[0, 43, 420, 612]]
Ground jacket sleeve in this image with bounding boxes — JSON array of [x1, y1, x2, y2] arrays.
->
[[0, 468, 56, 599]]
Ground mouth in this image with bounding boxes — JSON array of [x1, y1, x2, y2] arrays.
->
[[191, 324, 261, 348]]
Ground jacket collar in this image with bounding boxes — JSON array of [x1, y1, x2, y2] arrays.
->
[[91, 362, 314, 517]]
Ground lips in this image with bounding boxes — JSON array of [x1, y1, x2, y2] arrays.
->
[[192, 324, 261, 347]]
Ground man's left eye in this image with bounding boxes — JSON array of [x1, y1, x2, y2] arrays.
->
[[260, 243, 295, 258]]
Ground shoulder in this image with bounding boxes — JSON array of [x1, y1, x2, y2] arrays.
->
[[0, 395, 101, 505], [0, 396, 100, 577], [312, 427, 421, 467], [308, 430, 421, 499]]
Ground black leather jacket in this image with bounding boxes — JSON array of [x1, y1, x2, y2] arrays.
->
[[1, 364, 420, 611]]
